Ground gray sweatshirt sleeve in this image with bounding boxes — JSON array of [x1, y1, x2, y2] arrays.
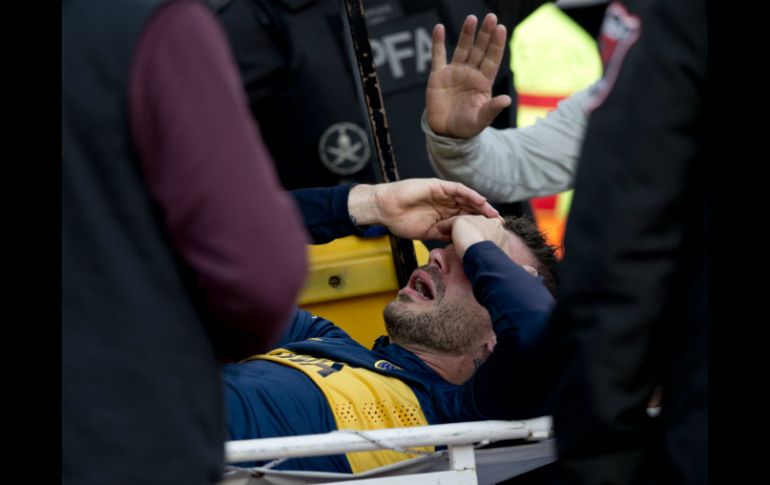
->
[[423, 86, 591, 203]]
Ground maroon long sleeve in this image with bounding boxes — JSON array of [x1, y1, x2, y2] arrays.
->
[[129, 0, 308, 359]]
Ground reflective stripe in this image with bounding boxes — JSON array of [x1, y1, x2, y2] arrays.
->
[[510, 2, 602, 245]]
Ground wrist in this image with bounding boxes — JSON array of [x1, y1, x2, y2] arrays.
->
[[347, 184, 380, 226], [454, 236, 484, 260]]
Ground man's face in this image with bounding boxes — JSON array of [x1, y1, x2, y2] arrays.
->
[[383, 233, 538, 355]]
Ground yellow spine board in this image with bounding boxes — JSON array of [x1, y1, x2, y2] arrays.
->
[[298, 236, 430, 346]]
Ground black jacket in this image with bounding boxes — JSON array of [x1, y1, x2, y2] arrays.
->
[[548, 0, 708, 483], [211, 0, 531, 190], [62, 1, 225, 483]]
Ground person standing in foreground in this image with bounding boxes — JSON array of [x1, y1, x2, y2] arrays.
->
[[63, 0, 308, 483], [547, 0, 708, 483]]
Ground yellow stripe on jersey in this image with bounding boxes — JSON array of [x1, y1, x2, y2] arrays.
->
[[251, 348, 433, 473]]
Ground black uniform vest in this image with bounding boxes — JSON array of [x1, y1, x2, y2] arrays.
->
[[213, 0, 519, 193], [62, 1, 224, 483]]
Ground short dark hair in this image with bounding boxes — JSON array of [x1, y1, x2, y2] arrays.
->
[[503, 216, 560, 296]]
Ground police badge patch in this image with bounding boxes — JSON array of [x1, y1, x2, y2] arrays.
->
[[586, 2, 641, 111], [318, 122, 371, 175]]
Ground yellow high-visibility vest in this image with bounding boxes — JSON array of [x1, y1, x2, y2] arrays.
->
[[510, 3, 602, 248]]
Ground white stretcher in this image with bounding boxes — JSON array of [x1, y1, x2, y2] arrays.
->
[[219, 417, 555, 485]]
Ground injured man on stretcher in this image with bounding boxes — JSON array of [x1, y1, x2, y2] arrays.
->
[[222, 179, 559, 474]]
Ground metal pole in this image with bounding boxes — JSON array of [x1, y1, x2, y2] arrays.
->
[[340, 0, 418, 288], [226, 418, 553, 463]]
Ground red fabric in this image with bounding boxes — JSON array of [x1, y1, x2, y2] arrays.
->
[[517, 93, 566, 109], [530, 195, 558, 210], [129, 0, 309, 359]]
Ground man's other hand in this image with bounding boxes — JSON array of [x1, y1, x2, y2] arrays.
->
[[436, 214, 508, 258]]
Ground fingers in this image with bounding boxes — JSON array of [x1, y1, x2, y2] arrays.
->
[[450, 15, 477, 64], [453, 14, 506, 73], [447, 214, 507, 257], [467, 13, 498, 68], [431, 213, 505, 243], [477, 94, 512, 127], [433, 180, 500, 219], [443, 181, 486, 206], [457, 198, 500, 219], [456, 206, 502, 221], [431, 24, 447, 72], [480, 24, 508, 79], [432, 217, 458, 241]]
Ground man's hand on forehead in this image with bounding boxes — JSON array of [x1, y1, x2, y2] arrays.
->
[[439, 215, 540, 278], [347, 179, 500, 241], [436, 215, 509, 259]]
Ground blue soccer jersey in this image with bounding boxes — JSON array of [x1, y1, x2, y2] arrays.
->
[[222, 186, 555, 473]]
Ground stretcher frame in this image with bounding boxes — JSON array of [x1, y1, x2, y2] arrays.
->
[[219, 417, 555, 485]]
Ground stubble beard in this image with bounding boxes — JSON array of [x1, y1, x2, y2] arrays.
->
[[383, 268, 490, 355]]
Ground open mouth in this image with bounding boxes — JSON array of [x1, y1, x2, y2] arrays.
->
[[407, 270, 436, 301]]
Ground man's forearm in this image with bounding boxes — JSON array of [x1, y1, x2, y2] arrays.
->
[[423, 87, 590, 202], [462, 241, 556, 419], [463, 241, 554, 352]]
